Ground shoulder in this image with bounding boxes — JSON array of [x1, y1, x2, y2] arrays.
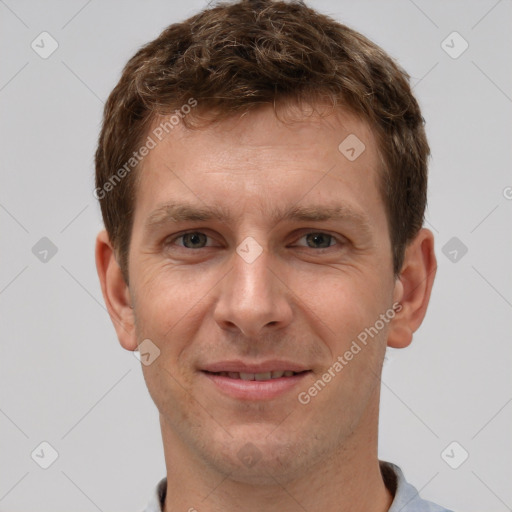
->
[[381, 461, 454, 512]]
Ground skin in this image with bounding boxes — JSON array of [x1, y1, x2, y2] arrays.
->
[[96, 103, 436, 512]]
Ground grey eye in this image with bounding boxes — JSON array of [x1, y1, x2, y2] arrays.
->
[[180, 232, 209, 249], [301, 233, 336, 249]]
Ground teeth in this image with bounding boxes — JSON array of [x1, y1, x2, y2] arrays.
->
[[219, 371, 299, 380], [255, 372, 272, 381]]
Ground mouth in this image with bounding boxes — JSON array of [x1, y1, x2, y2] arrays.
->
[[201, 369, 312, 400]]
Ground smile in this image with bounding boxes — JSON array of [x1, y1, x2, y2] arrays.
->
[[202, 370, 311, 400]]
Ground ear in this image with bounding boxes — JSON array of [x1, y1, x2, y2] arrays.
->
[[95, 229, 138, 351], [387, 228, 437, 349]]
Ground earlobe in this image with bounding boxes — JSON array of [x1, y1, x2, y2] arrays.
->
[[95, 230, 138, 351], [386, 228, 437, 349]]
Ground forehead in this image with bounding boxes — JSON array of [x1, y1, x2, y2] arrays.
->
[[133, 103, 384, 226], [145, 102, 378, 163]]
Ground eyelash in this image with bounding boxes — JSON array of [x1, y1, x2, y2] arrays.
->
[[164, 230, 345, 252]]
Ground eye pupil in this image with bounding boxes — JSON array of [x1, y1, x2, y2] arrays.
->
[[307, 233, 331, 248], [183, 232, 206, 248]]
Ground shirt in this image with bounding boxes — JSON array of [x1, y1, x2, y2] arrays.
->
[[141, 460, 453, 512]]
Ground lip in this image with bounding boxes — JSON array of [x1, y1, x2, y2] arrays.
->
[[201, 360, 309, 374], [201, 370, 311, 401]]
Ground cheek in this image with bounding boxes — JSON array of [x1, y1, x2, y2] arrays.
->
[[298, 267, 388, 342], [133, 268, 203, 405], [299, 269, 393, 399], [134, 262, 210, 334]]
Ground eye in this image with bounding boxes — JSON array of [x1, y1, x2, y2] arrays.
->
[[167, 231, 213, 249], [295, 232, 340, 250]]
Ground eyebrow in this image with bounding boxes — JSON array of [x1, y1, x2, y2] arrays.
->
[[144, 201, 373, 234]]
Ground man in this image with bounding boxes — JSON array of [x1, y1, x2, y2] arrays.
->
[[94, 1, 450, 510]]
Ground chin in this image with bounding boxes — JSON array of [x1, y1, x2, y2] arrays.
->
[[204, 427, 320, 485]]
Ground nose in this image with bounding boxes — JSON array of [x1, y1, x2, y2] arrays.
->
[[213, 243, 293, 339]]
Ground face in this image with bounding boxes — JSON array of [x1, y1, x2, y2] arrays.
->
[[126, 104, 402, 483]]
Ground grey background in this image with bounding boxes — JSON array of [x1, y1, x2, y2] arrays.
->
[[0, 0, 511, 511]]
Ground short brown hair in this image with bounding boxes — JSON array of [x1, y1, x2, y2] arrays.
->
[[95, 0, 429, 284]]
